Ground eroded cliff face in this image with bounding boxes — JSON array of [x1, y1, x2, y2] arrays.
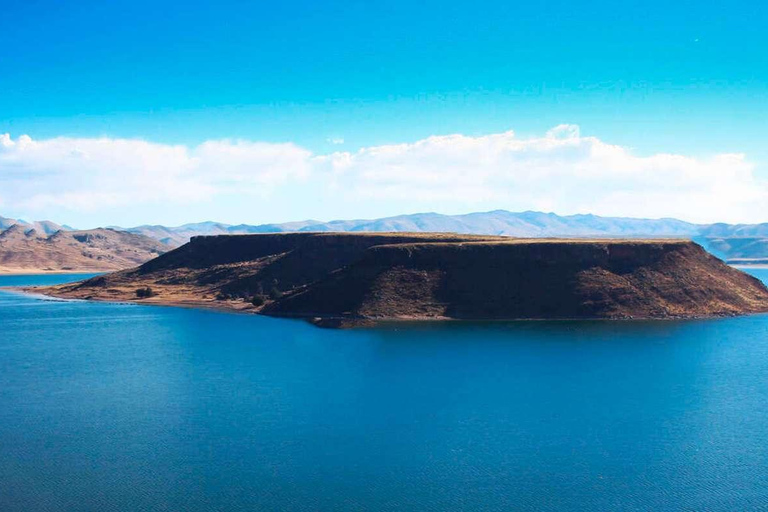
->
[[266, 241, 768, 321], [35, 233, 768, 325]]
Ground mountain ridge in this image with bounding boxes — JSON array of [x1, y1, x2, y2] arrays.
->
[[5, 210, 768, 265], [0, 215, 71, 236], [114, 210, 768, 263]]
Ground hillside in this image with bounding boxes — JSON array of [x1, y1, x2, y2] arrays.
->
[[36, 233, 768, 326], [0, 226, 168, 273]]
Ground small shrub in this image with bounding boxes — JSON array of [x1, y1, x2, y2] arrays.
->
[[135, 287, 154, 299], [250, 295, 265, 307], [269, 287, 283, 300]]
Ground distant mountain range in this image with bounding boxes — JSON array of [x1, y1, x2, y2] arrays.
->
[[2, 210, 767, 268], [115, 211, 768, 242], [0, 215, 73, 236], [110, 211, 768, 264]]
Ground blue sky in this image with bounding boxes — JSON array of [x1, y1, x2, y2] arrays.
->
[[1, 0, 767, 227]]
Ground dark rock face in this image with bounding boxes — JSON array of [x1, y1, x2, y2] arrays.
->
[[265, 239, 768, 320], [138, 232, 500, 295], [43, 233, 768, 324]]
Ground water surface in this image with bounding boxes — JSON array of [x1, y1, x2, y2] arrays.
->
[[1, 270, 767, 511]]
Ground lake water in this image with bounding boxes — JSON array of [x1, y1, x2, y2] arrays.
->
[[1, 270, 768, 511]]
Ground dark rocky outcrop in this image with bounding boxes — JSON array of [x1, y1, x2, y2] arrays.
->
[[36, 233, 768, 325], [267, 240, 768, 320]]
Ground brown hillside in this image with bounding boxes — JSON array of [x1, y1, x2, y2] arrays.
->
[[267, 240, 768, 321], [0, 226, 168, 273], [33, 232, 768, 325]]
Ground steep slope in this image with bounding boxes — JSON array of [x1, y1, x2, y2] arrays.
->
[[37, 233, 768, 325], [0, 227, 168, 273], [267, 240, 768, 321]]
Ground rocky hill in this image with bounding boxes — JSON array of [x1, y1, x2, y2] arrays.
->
[[0, 226, 168, 273], [37, 233, 768, 326]]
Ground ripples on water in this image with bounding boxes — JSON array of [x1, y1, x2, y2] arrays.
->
[[1, 270, 767, 511]]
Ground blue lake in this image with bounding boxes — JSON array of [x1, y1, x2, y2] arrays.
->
[[1, 270, 768, 511]]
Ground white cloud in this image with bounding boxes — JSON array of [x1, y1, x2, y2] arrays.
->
[[0, 135, 310, 212], [0, 127, 766, 224], [319, 128, 767, 223]]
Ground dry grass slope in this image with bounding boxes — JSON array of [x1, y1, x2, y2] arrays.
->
[[0, 226, 168, 273]]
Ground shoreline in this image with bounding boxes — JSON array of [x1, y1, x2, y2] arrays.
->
[[8, 286, 764, 328], [7, 285, 259, 316], [2, 261, 766, 276], [4, 242, 767, 329]]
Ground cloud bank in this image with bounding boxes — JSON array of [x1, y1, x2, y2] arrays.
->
[[0, 126, 765, 224]]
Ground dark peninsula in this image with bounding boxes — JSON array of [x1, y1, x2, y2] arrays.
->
[[30, 232, 768, 326]]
